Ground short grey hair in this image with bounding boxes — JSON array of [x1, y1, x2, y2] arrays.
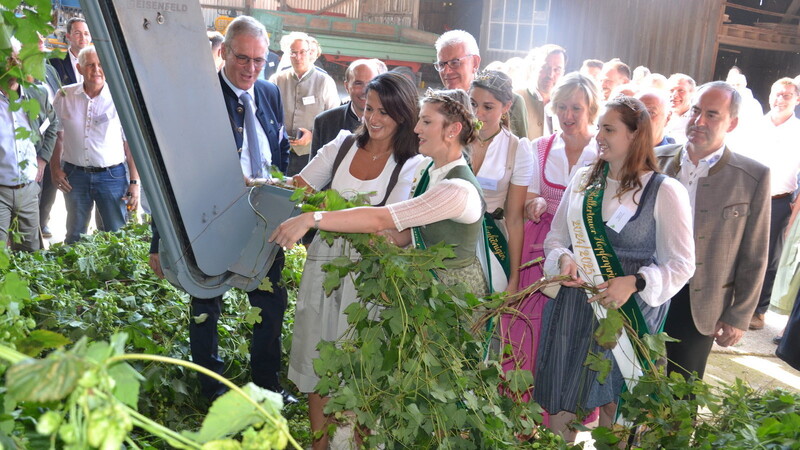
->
[[435, 30, 480, 57], [696, 81, 741, 119], [223, 15, 269, 48], [345, 58, 388, 83], [636, 88, 670, 112], [77, 45, 97, 66], [279, 31, 312, 55]]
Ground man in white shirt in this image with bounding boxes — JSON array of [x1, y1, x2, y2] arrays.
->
[[664, 73, 696, 145], [51, 46, 140, 244], [746, 77, 800, 330], [43, 17, 94, 238], [270, 31, 340, 176]]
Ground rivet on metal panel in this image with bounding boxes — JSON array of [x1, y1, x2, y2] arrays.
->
[[156, 12, 165, 24], [201, 212, 207, 223], [212, 205, 218, 215], [143, 18, 150, 30]]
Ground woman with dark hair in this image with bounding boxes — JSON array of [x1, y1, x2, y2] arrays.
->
[[287, 71, 424, 450], [272, 88, 487, 291], [469, 70, 533, 294], [534, 97, 694, 440]]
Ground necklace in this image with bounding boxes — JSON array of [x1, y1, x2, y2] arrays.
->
[[363, 147, 391, 161], [476, 127, 502, 147]]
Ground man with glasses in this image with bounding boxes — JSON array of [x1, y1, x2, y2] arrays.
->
[[516, 44, 566, 140], [270, 31, 340, 175], [150, 15, 293, 404], [434, 30, 528, 138]]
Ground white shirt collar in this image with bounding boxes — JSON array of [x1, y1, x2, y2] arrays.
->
[[220, 69, 255, 101], [681, 144, 725, 168], [428, 155, 468, 185]]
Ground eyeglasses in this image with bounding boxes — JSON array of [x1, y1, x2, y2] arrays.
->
[[433, 54, 474, 72], [231, 51, 266, 68], [290, 49, 308, 58]]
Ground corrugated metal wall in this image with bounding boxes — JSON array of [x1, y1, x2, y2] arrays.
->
[[284, 0, 361, 18], [483, 0, 725, 84]]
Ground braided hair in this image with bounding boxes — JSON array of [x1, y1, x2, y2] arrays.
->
[[421, 88, 478, 147]]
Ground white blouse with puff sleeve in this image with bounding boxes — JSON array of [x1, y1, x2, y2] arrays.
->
[[543, 167, 695, 307]]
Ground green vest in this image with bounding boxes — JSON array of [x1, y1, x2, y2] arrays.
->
[[418, 164, 485, 269]]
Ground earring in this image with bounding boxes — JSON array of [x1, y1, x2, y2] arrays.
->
[[448, 135, 454, 139]]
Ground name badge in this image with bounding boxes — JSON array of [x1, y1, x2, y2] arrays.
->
[[607, 204, 634, 232], [39, 117, 50, 134], [476, 176, 498, 192], [302, 95, 316, 106], [268, 61, 275, 67]]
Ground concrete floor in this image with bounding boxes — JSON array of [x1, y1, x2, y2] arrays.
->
[[706, 310, 799, 393]]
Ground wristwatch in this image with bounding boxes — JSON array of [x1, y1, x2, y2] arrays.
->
[[313, 211, 324, 229], [634, 273, 646, 292], [129, 179, 139, 185]]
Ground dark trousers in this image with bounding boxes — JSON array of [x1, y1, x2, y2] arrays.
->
[[286, 151, 307, 177], [755, 196, 792, 314], [38, 166, 57, 229], [664, 285, 715, 381], [189, 250, 288, 399]]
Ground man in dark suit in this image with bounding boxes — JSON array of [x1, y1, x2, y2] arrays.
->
[[656, 81, 770, 381], [42, 17, 93, 238], [309, 58, 386, 159], [149, 15, 292, 403]]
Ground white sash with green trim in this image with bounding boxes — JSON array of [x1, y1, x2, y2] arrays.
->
[[566, 172, 645, 414]]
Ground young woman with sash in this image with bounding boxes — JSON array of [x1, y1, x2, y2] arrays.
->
[[534, 97, 695, 440], [468, 70, 534, 294], [270, 87, 487, 299], [505, 74, 600, 400], [285, 72, 424, 450]]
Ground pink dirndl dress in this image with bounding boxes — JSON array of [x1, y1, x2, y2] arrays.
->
[[500, 135, 562, 399], [500, 133, 599, 424]]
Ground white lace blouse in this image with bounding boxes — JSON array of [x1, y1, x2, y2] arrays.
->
[[388, 156, 483, 231]]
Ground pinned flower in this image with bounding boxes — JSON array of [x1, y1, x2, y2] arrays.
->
[[473, 119, 484, 131]]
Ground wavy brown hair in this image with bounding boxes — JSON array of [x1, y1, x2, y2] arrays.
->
[[583, 96, 659, 201], [354, 72, 420, 166]]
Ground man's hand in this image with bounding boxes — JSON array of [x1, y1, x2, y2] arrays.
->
[[148, 253, 164, 279], [35, 157, 47, 183], [51, 165, 72, 193], [124, 183, 140, 212], [714, 321, 745, 347], [289, 127, 312, 147]]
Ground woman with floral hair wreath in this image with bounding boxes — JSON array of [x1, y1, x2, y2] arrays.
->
[[271, 87, 488, 295], [534, 96, 694, 440]]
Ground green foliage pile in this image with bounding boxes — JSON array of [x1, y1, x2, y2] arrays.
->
[[295, 189, 563, 448], [0, 224, 310, 448]]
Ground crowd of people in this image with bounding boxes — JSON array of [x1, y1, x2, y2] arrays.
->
[[3, 12, 799, 447]]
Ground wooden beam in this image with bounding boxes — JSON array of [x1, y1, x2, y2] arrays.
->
[[781, 0, 800, 23], [314, 0, 353, 15], [718, 33, 800, 52], [724, 2, 800, 21]]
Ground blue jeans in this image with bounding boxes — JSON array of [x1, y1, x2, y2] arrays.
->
[[63, 162, 128, 244]]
